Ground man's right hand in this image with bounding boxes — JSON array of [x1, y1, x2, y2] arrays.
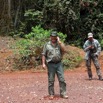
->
[[42, 63, 46, 69], [88, 45, 94, 49]]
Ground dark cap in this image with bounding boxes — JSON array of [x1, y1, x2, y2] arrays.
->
[[50, 31, 58, 36]]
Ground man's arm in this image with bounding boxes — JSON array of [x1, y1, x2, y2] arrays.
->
[[57, 37, 66, 55], [42, 44, 47, 69], [96, 40, 101, 56], [42, 55, 46, 69], [83, 41, 93, 52]]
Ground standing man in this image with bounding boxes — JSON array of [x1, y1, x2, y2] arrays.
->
[[42, 31, 68, 99], [83, 32, 102, 80]]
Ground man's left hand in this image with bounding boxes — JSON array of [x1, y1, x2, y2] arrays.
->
[[94, 53, 98, 57]]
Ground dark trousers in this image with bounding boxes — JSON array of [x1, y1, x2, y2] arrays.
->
[[47, 62, 66, 96]]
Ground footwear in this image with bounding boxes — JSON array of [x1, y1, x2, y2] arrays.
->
[[49, 95, 54, 100], [89, 76, 92, 80], [89, 77, 92, 80], [98, 75, 103, 81], [60, 95, 68, 99]]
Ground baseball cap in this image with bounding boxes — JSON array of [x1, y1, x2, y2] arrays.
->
[[50, 31, 58, 36], [88, 33, 93, 38]]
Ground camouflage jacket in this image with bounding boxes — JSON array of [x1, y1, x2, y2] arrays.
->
[[42, 41, 62, 63], [83, 39, 101, 60]]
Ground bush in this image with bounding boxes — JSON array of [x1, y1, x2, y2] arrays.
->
[[12, 25, 83, 70], [12, 25, 67, 70], [62, 46, 83, 69]]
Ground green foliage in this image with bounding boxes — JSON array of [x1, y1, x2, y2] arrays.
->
[[12, 25, 67, 70], [13, 39, 32, 56], [100, 39, 103, 50], [24, 9, 43, 25], [10, 22, 26, 38], [1, 0, 103, 49], [7, 0, 103, 49], [62, 50, 83, 69], [25, 25, 67, 44], [97, 32, 103, 49], [12, 24, 83, 70]]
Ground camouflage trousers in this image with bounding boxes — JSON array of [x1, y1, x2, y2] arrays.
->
[[86, 55, 102, 78], [47, 62, 66, 96]]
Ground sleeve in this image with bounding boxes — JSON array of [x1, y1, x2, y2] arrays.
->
[[42, 44, 47, 56], [83, 41, 89, 52], [58, 42, 65, 55], [96, 40, 101, 55]]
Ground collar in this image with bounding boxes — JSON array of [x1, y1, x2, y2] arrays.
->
[[50, 41, 58, 47]]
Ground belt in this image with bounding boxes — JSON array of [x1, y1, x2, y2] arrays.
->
[[48, 61, 61, 64]]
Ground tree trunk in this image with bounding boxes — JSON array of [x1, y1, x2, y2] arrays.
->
[[14, 0, 20, 28], [0, 0, 12, 35]]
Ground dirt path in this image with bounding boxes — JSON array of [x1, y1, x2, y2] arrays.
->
[[0, 36, 103, 103], [0, 70, 103, 103]]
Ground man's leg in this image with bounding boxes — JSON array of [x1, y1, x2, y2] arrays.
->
[[56, 62, 68, 99], [92, 56, 102, 80], [47, 63, 56, 96], [86, 58, 92, 79]]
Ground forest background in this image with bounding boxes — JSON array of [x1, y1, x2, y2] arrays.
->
[[0, 0, 103, 70]]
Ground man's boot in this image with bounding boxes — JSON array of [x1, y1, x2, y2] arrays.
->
[[98, 75, 103, 81]]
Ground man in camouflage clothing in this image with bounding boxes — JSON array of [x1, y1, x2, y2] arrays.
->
[[83, 33, 102, 80], [42, 31, 68, 99]]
